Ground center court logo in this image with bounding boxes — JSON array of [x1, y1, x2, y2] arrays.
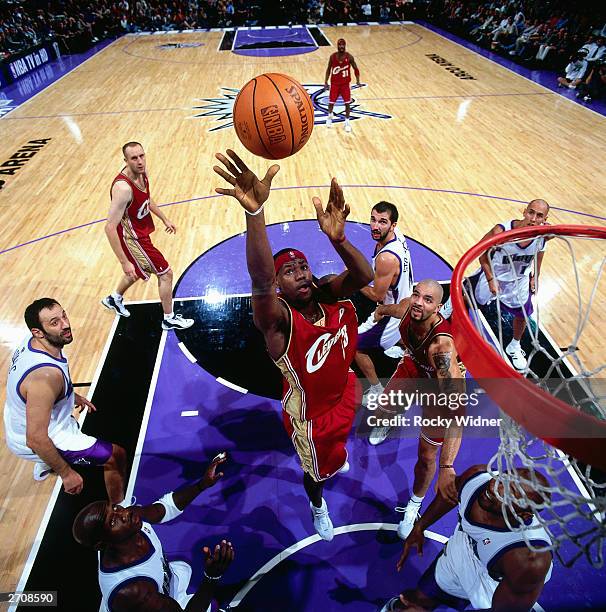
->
[[192, 83, 392, 131]]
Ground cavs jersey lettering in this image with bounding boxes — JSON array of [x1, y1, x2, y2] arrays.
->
[[398, 307, 456, 377], [330, 53, 352, 85], [275, 298, 358, 421], [111, 170, 154, 239]]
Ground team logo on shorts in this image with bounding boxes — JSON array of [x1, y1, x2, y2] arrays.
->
[[483, 537, 491, 545], [192, 84, 391, 131]]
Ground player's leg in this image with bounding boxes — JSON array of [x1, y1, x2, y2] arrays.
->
[[504, 299, 531, 369], [157, 269, 194, 330], [356, 315, 388, 403], [368, 355, 418, 446], [56, 425, 126, 504], [102, 233, 150, 317], [396, 435, 440, 539]]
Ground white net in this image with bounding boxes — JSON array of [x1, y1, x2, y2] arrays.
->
[[455, 227, 606, 568]]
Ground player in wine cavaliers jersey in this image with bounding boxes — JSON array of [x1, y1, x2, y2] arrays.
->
[[323, 38, 361, 132], [372, 280, 464, 540], [213, 148, 373, 541], [101, 141, 194, 331]]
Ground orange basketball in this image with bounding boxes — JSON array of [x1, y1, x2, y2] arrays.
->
[[232, 73, 314, 160]]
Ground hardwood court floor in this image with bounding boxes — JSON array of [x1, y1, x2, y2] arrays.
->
[[0, 23, 604, 595]]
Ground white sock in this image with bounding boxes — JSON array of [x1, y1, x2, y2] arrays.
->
[[410, 494, 424, 505], [164, 312, 174, 320], [370, 382, 383, 392], [112, 292, 123, 301], [328, 112, 333, 119], [508, 339, 521, 350]]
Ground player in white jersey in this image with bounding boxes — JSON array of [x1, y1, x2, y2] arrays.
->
[[73, 453, 234, 612], [4, 298, 126, 502], [355, 202, 414, 406], [380, 464, 552, 611], [474, 199, 550, 370]]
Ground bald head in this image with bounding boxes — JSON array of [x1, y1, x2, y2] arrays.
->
[[416, 279, 444, 305], [72, 501, 108, 549], [527, 199, 549, 213]]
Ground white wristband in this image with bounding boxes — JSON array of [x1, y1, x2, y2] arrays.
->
[[155, 492, 183, 523], [244, 203, 266, 216]]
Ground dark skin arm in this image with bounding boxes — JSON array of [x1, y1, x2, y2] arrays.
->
[[137, 453, 227, 523], [111, 540, 235, 612], [311, 179, 373, 298], [213, 149, 288, 360], [213, 150, 372, 355], [397, 465, 485, 571], [486, 547, 551, 612], [349, 53, 361, 85]]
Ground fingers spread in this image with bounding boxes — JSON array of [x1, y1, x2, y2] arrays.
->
[[213, 165, 237, 185], [215, 152, 239, 177], [226, 149, 248, 173], [312, 196, 324, 217], [263, 164, 280, 184], [215, 188, 236, 197], [343, 203, 351, 219]]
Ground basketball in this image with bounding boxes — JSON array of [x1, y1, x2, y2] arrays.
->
[[232, 73, 314, 160]]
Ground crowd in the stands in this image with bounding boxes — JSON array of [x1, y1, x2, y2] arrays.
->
[[2, 0, 606, 101], [427, 0, 606, 102]]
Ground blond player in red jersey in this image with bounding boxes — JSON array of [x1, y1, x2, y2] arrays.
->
[[323, 38, 361, 132], [213, 149, 373, 541], [102, 141, 193, 331]]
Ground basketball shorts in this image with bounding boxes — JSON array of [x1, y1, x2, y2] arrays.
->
[[13, 416, 112, 466], [283, 372, 359, 482], [329, 82, 351, 105], [357, 312, 402, 351], [474, 273, 533, 318], [382, 356, 445, 445], [119, 232, 170, 281]]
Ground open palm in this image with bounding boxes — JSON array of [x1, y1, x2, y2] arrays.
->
[[313, 178, 350, 242], [214, 149, 279, 214]]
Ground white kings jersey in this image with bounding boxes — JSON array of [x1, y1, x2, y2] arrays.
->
[[474, 220, 546, 308], [374, 228, 414, 306], [99, 522, 174, 611], [458, 472, 553, 581], [4, 336, 74, 457]]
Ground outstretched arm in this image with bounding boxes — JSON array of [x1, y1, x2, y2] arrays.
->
[[375, 296, 411, 321], [312, 178, 373, 298], [213, 150, 288, 358], [138, 453, 228, 523]]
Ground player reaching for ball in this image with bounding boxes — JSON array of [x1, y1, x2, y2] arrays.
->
[[213, 149, 373, 541], [324, 38, 361, 133]]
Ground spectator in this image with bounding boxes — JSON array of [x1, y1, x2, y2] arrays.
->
[[557, 48, 589, 89]]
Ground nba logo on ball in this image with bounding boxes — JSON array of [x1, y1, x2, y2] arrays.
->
[[233, 73, 314, 160]]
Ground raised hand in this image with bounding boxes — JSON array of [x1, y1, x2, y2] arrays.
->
[[203, 540, 235, 578], [199, 452, 228, 491], [214, 149, 280, 214], [312, 177, 350, 242]]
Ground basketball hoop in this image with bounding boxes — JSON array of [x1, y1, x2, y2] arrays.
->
[[451, 224, 606, 567]]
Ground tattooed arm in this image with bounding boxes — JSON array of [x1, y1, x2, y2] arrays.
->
[[428, 336, 464, 503]]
